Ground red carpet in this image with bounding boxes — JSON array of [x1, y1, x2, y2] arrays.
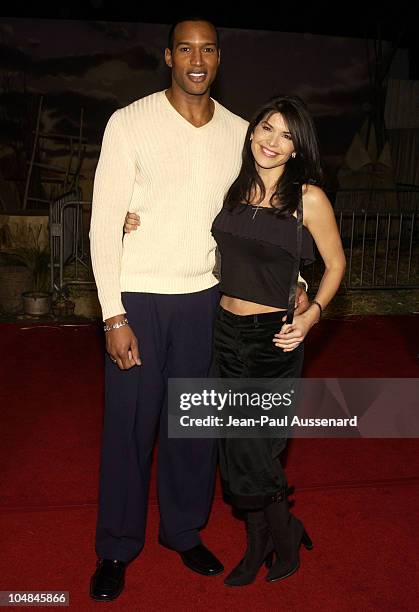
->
[[1, 316, 418, 610]]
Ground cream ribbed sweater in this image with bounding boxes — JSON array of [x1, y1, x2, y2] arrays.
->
[[90, 90, 248, 320]]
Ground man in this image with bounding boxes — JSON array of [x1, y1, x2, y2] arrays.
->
[[89, 17, 308, 601]]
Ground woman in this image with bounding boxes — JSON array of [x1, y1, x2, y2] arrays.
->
[[210, 94, 345, 587], [124, 95, 346, 586]]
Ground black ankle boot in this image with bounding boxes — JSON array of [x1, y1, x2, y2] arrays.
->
[[224, 509, 274, 587], [263, 489, 313, 583]]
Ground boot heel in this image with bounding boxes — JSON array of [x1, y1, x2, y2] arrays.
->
[[301, 530, 313, 550], [265, 551, 274, 568]]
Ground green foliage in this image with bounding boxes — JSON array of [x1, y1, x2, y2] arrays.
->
[[1, 223, 50, 292], [7, 245, 50, 292]]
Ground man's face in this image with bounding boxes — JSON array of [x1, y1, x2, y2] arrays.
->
[[165, 21, 220, 96]]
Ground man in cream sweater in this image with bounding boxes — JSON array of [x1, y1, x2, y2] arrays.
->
[[90, 18, 307, 601]]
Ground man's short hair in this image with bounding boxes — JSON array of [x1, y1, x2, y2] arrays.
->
[[167, 17, 220, 52]]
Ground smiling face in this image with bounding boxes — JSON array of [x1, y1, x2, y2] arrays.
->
[[251, 112, 295, 176], [164, 20, 220, 97]]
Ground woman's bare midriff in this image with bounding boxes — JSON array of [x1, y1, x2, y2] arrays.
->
[[220, 294, 287, 316]]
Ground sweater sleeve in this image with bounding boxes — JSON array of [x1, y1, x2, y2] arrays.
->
[[89, 111, 136, 320], [297, 272, 308, 292]]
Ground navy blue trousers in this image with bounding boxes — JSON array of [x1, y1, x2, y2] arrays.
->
[[95, 286, 220, 562]]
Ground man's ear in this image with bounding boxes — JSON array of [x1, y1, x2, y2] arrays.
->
[[164, 48, 173, 68], [217, 49, 221, 67]]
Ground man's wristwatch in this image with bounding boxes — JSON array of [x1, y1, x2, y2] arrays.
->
[[103, 317, 129, 333]]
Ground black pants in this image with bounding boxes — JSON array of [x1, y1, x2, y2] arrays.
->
[[213, 306, 304, 509], [95, 287, 220, 562]]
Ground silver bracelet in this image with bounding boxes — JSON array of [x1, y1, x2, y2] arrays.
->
[[103, 317, 129, 333]]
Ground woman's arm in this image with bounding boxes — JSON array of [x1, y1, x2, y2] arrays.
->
[[274, 184, 346, 351]]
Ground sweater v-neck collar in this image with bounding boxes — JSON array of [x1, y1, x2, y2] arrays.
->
[[161, 90, 218, 130]]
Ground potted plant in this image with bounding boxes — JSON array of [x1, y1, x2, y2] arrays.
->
[[0, 222, 51, 316], [20, 244, 51, 316], [7, 224, 51, 316], [51, 287, 75, 317], [0, 251, 33, 314]]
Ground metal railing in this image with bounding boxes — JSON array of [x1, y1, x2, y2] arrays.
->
[[50, 200, 419, 295], [307, 210, 418, 290], [49, 192, 93, 293]]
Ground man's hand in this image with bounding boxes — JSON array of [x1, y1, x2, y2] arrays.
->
[[281, 283, 310, 322], [105, 316, 141, 369], [124, 212, 140, 233]]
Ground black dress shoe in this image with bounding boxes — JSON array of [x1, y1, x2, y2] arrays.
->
[[178, 543, 224, 576], [90, 559, 126, 601], [158, 537, 224, 576]]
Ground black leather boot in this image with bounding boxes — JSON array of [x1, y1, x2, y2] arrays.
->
[[264, 489, 313, 583], [224, 509, 274, 587]]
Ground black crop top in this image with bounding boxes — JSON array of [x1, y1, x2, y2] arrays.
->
[[211, 203, 315, 309]]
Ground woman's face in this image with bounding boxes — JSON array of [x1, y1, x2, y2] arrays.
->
[[251, 112, 295, 172]]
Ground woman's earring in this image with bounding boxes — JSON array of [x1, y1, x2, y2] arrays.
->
[[291, 152, 296, 158], [250, 134, 253, 141]]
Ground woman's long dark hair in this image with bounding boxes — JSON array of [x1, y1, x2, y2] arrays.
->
[[225, 95, 324, 216]]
